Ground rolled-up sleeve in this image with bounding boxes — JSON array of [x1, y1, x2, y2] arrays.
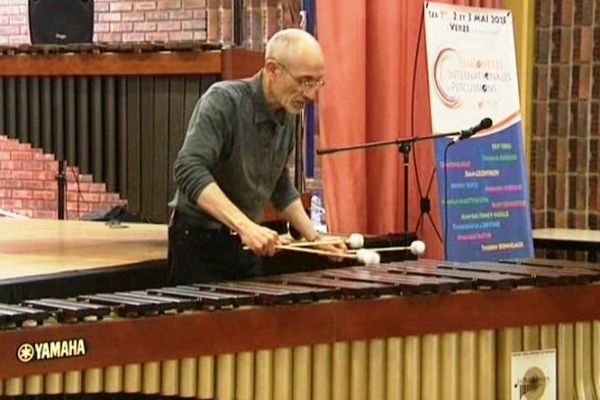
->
[[173, 88, 233, 204]]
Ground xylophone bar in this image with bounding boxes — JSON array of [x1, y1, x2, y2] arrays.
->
[[79, 293, 163, 316], [470, 260, 599, 285], [23, 298, 110, 322], [312, 266, 472, 294], [125, 290, 197, 310], [0, 304, 49, 327], [193, 282, 299, 305], [169, 286, 255, 307], [231, 280, 337, 301], [380, 262, 531, 289], [257, 273, 395, 298], [501, 257, 600, 272], [417, 259, 598, 285]]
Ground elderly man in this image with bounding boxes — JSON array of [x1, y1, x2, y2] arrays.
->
[[168, 28, 343, 284]]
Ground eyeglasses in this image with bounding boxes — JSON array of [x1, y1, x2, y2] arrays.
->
[[277, 62, 325, 92]]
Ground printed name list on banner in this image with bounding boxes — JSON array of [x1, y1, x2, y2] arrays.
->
[[424, 2, 533, 261]]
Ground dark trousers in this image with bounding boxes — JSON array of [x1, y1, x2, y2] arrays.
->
[[167, 213, 263, 284]]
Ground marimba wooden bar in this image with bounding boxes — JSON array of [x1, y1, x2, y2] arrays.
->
[[0, 259, 599, 399]]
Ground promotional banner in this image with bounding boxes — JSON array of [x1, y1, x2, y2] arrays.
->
[[424, 2, 533, 261]]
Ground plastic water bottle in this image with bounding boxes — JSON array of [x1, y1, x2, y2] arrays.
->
[[310, 193, 327, 233]]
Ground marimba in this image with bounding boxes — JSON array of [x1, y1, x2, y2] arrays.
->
[[1, 259, 599, 400]]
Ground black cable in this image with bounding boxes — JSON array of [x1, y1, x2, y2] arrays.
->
[[422, 170, 444, 242], [409, 2, 442, 242], [70, 166, 85, 219], [443, 140, 455, 260], [410, 3, 426, 202]]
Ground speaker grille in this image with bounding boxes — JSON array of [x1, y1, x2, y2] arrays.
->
[[29, 0, 94, 44]]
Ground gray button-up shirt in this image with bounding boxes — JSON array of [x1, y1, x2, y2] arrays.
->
[[169, 72, 299, 229]]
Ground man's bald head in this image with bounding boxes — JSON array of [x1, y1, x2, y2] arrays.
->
[[262, 29, 325, 115], [265, 28, 324, 66]]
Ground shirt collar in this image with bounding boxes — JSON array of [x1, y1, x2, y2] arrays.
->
[[251, 71, 286, 125]]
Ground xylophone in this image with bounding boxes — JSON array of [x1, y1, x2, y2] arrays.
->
[[1, 259, 600, 400]]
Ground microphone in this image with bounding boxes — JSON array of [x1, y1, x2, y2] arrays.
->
[[454, 117, 493, 142]]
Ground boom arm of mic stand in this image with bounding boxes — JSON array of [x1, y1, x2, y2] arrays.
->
[[316, 138, 407, 155], [316, 131, 461, 232], [316, 131, 460, 155]]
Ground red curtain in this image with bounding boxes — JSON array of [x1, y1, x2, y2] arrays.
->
[[316, 0, 501, 259]]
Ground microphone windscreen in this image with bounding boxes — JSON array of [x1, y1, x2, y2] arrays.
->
[[481, 117, 493, 129]]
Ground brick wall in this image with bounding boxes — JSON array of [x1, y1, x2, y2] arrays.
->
[[0, 0, 298, 46], [0, 0, 206, 45], [94, 0, 207, 42], [0, 0, 29, 45], [0, 136, 126, 220], [532, 0, 600, 258], [206, 0, 299, 49]]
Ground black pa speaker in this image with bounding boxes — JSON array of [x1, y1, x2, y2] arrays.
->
[[29, 0, 94, 44]]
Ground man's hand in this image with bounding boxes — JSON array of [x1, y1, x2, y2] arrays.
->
[[238, 222, 281, 257], [314, 235, 347, 262], [196, 183, 282, 257]]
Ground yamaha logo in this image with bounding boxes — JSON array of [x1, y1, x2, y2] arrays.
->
[[17, 339, 86, 363], [17, 343, 35, 363]]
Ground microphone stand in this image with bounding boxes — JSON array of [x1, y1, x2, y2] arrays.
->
[[56, 160, 66, 220], [317, 130, 462, 233]]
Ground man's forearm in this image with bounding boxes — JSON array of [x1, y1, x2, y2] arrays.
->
[[279, 198, 347, 260], [196, 183, 281, 256], [196, 182, 254, 233]]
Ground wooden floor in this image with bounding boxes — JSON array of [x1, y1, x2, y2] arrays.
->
[[0, 218, 168, 282]]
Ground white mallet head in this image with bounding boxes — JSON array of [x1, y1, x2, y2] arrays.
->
[[356, 249, 381, 265], [347, 233, 364, 249], [370, 251, 381, 265], [410, 240, 426, 256]]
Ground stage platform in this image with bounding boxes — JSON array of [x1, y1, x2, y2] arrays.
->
[[0, 218, 419, 303], [533, 228, 600, 262], [0, 219, 169, 303]]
